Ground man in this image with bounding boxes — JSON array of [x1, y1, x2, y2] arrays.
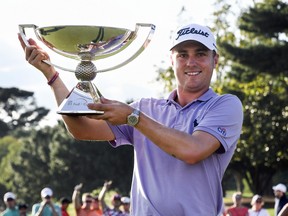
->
[[32, 187, 61, 216], [19, 23, 243, 215], [248, 194, 269, 216], [120, 197, 130, 216], [59, 197, 71, 216], [18, 204, 28, 216], [1, 192, 19, 216], [99, 181, 123, 216], [273, 183, 288, 215], [226, 192, 248, 216], [72, 184, 101, 216], [91, 196, 102, 216]]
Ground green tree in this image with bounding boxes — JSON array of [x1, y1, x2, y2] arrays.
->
[[6, 122, 133, 205], [0, 87, 49, 137], [213, 0, 288, 195], [0, 136, 22, 190]]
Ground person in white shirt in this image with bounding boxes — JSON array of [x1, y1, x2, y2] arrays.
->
[[248, 195, 270, 216]]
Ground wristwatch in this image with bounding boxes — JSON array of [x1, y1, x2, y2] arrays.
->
[[127, 109, 140, 126]]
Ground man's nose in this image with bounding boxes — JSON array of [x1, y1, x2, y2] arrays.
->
[[186, 56, 197, 66]]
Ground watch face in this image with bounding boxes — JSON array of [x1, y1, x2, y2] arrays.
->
[[129, 115, 138, 125], [127, 109, 140, 126]]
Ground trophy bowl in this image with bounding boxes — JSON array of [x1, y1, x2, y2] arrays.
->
[[19, 23, 155, 115]]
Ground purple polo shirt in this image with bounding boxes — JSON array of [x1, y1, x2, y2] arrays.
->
[[108, 88, 243, 216]]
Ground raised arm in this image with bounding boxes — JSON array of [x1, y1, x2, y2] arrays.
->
[[88, 100, 221, 164], [18, 35, 114, 141], [86, 95, 242, 164], [98, 180, 112, 211], [72, 183, 83, 211]]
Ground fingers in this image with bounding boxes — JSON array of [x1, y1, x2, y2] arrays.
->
[[87, 97, 116, 110], [18, 34, 51, 72], [86, 99, 133, 125], [25, 47, 48, 69], [18, 33, 27, 50], [18, 33, 39, 49], [100, 97, 116, 104], [18, 33, 49, 64]]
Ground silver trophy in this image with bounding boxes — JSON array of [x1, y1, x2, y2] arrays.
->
[[19, 24, 155, 115]]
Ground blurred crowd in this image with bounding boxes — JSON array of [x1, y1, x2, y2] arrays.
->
[[2, 182, 288, 216], [0, 181, 130, 216], [222, 183, 288, 216]]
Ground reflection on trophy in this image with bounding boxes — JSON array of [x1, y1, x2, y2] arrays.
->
[[19, 24, 155, 115]]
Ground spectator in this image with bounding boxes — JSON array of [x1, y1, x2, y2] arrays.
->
[[1, 192, 19, 216], [273, 183, 288, 216], [59, 198, 71, 216], [226, 192, 249, 216], [72, 184, 100, 216], [248, 195, 270, 216], [120, 197, 130, 216], [99, 181, 123, 216], [91, 196, 102, 216], [18, 204, 28, 216], [32, 187, 61, 216]]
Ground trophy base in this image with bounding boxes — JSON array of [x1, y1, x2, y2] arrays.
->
[[57, 110, 104, 116], [57, 87, 104, 116]]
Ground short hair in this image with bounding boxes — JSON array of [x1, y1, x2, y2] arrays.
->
[[232, 192, 242, 201], [82, 193, 92, 202], [60, 197, 71, 204]]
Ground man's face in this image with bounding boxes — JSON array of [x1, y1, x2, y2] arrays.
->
[[274, 190, 283, 199], [170, 41, 218, 96], [61, 203, 69, 210], [113, 199, 122, 208], [83, 198, 92, 208], [42, 195, 51, 202], [5, 198, 16, 208], [123, 203, 130, 211], [92, 199, 99, 209]]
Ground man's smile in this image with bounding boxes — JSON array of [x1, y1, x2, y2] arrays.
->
[[185, 71, 201, 76]]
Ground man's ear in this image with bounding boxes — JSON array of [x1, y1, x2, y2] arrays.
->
[[170, 53, 174, 66], [213, 53, 219, 68]]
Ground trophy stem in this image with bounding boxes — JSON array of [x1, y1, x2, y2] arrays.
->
[[88, 81, 102, 103], [57, 81, 104, 115]]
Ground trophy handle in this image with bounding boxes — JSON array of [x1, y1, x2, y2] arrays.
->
[[96, 23, 156, 73], [19, 24, 76, 72]]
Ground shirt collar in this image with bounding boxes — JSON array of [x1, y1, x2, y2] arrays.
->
[[166, 88, 217, 105]]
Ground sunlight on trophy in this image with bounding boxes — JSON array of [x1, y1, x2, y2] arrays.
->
[[19, 24, 155, 115]]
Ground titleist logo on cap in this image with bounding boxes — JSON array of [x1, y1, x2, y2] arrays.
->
[[175, 27, 209, 40]]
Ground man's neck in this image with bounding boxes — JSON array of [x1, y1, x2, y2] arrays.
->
[[176, 88, 209, 106]]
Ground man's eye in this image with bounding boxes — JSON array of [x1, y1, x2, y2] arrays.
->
[[197, 52, 206, 57], [178, 53, 187, 58]]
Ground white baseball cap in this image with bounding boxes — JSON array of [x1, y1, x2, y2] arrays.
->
[[41, 187, 53, 198], [251, 194, 263, 205], [3, 192, 16, 202], [121, 196, 130, 204], [273, 183, 287, 193], [170, 23, 217, 52]]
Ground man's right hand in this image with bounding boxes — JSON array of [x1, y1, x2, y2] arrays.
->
[[74, 183, 83, 191], [18, 34, 56, 80], [104, 180, 112, 188]]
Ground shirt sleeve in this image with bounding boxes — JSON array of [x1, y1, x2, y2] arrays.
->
[[194, 94, 243, 152], [107, 102, 140, 147]]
